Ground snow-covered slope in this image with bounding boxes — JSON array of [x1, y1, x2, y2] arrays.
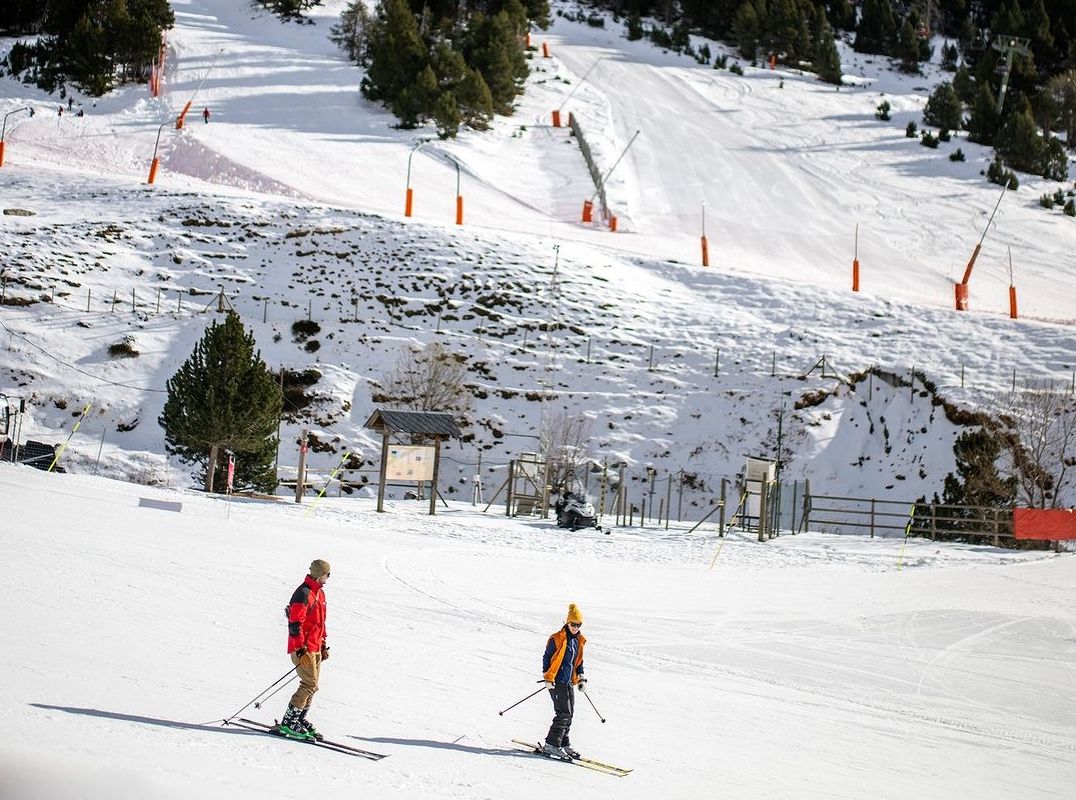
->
[[3, 464, 1074, 800], [1, 0, 1074, 505]]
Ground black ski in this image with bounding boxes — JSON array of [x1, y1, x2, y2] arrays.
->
[[224, 717, 388, 760]]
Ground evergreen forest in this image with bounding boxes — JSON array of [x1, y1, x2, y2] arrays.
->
[[0, 0, 175, 96]]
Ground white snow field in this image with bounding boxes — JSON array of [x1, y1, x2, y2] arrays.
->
[[1, 0, 1074, 506], [2, 463, 1075, 800]]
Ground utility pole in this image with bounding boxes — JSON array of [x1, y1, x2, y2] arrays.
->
[[295, 429, 308, 504]]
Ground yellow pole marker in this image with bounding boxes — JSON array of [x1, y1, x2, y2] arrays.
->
[[896, 504, 917, 571], [48, 402, 92, 472], [709, 491, 748, 570], [305, 451, 350, 518]]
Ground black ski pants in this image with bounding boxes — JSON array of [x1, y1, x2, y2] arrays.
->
[[545, 683, 575, 747]]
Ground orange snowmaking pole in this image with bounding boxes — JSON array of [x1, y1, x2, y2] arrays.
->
[[0, 106, 34, 168], [701, 201, 709, 267], [957, 182, 1007, 310], [1007, 246, 1018, 320], [852, 223, 860, 292], [147, 120, 171, 184], [452, 158, 464, 225], [404, 142, 424, 217], [175, 100, 193, 129]]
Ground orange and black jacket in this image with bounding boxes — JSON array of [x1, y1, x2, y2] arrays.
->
[[543, 627, 586, 686], [286, 575, 327, 654]]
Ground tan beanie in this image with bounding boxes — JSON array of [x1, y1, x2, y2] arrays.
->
[[309, 559, 331, 579], [566, 603, 583, 625]]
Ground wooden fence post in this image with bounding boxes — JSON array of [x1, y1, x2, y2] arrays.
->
[[665, 473, 673, 530], [295, 429, 308, 504], [505, 459, 515, 517], [759, 481, 769, 541], [870, 498, 876, 538], [719, 478, 727, 535], [790, 481, 798, 534]]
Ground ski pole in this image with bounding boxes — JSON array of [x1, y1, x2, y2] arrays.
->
[[581, 687, 607, 723], [223, 666, 298, 724], [498, 682, 548, 716], [253, 673, 298, 710]]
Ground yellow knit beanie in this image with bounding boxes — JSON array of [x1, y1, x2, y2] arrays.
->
[[566, 603, 583, 624], [309, 559, 331, 579]]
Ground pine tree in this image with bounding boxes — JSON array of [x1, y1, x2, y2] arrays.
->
[[734, 1, 760, 61], [392, 64, 438, 127], [159, 312, 282, 493], [827, 0, 854, 32], [433, 89, 461, 138], [465, 11, 526, 114], [814, 22, 842, 85], [457, 67, 494, 129], [1047, 69, 1076, 149], [966, 83, 1000, 144], [923, 82, 963, 131], [854, 0, 897, 55], [942, 429, 1017, 534], [330, 1, 372, 62], [953, 64, 975, 104], [362, 0, 427, 105], [897, 20, 921, 72], [996, 96, 1042, 173]]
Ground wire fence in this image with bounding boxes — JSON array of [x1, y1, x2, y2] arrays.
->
[[4, 278, 1074, 400]]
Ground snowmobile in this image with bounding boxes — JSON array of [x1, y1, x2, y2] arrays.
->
[[554, 492, 600, 531]]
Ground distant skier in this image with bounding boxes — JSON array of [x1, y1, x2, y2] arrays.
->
[[540, 603, 587, 759], [202, 107, 210, 124], [274, 559, 331, 741]]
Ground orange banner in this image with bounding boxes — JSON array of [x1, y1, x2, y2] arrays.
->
[[1013, 508, 1076, 540]]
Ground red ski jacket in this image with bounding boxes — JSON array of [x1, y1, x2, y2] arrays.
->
[[286, 575, 327, 653]]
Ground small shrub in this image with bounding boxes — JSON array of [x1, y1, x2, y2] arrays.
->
[[906, 121, 918, 137], [1065, 199, 1076, 217], [729, 63, 744, 75], [586, 14, 604, 28], [949, 148, 965, 162], [1040, 194, 1056, 209], [938, 128, 951, 142], [1054, 189, 1066, 204], [987, 158, 1018, 190], [291, 318, 321, 342], [920, 130, 939, 148], [108, 337, 139, 358], [875, 99, 891, 121], [713, 54, 728, 69], [304, 339, 321, 353]]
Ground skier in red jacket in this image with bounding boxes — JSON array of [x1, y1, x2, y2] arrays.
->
[[274, 559, 331, 740]]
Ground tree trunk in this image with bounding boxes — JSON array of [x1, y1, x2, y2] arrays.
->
[[206, 443, 219, 493]]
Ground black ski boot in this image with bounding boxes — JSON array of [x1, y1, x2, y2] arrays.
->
[[273, 705, 311, 740], [297, 708, 324, 741]]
